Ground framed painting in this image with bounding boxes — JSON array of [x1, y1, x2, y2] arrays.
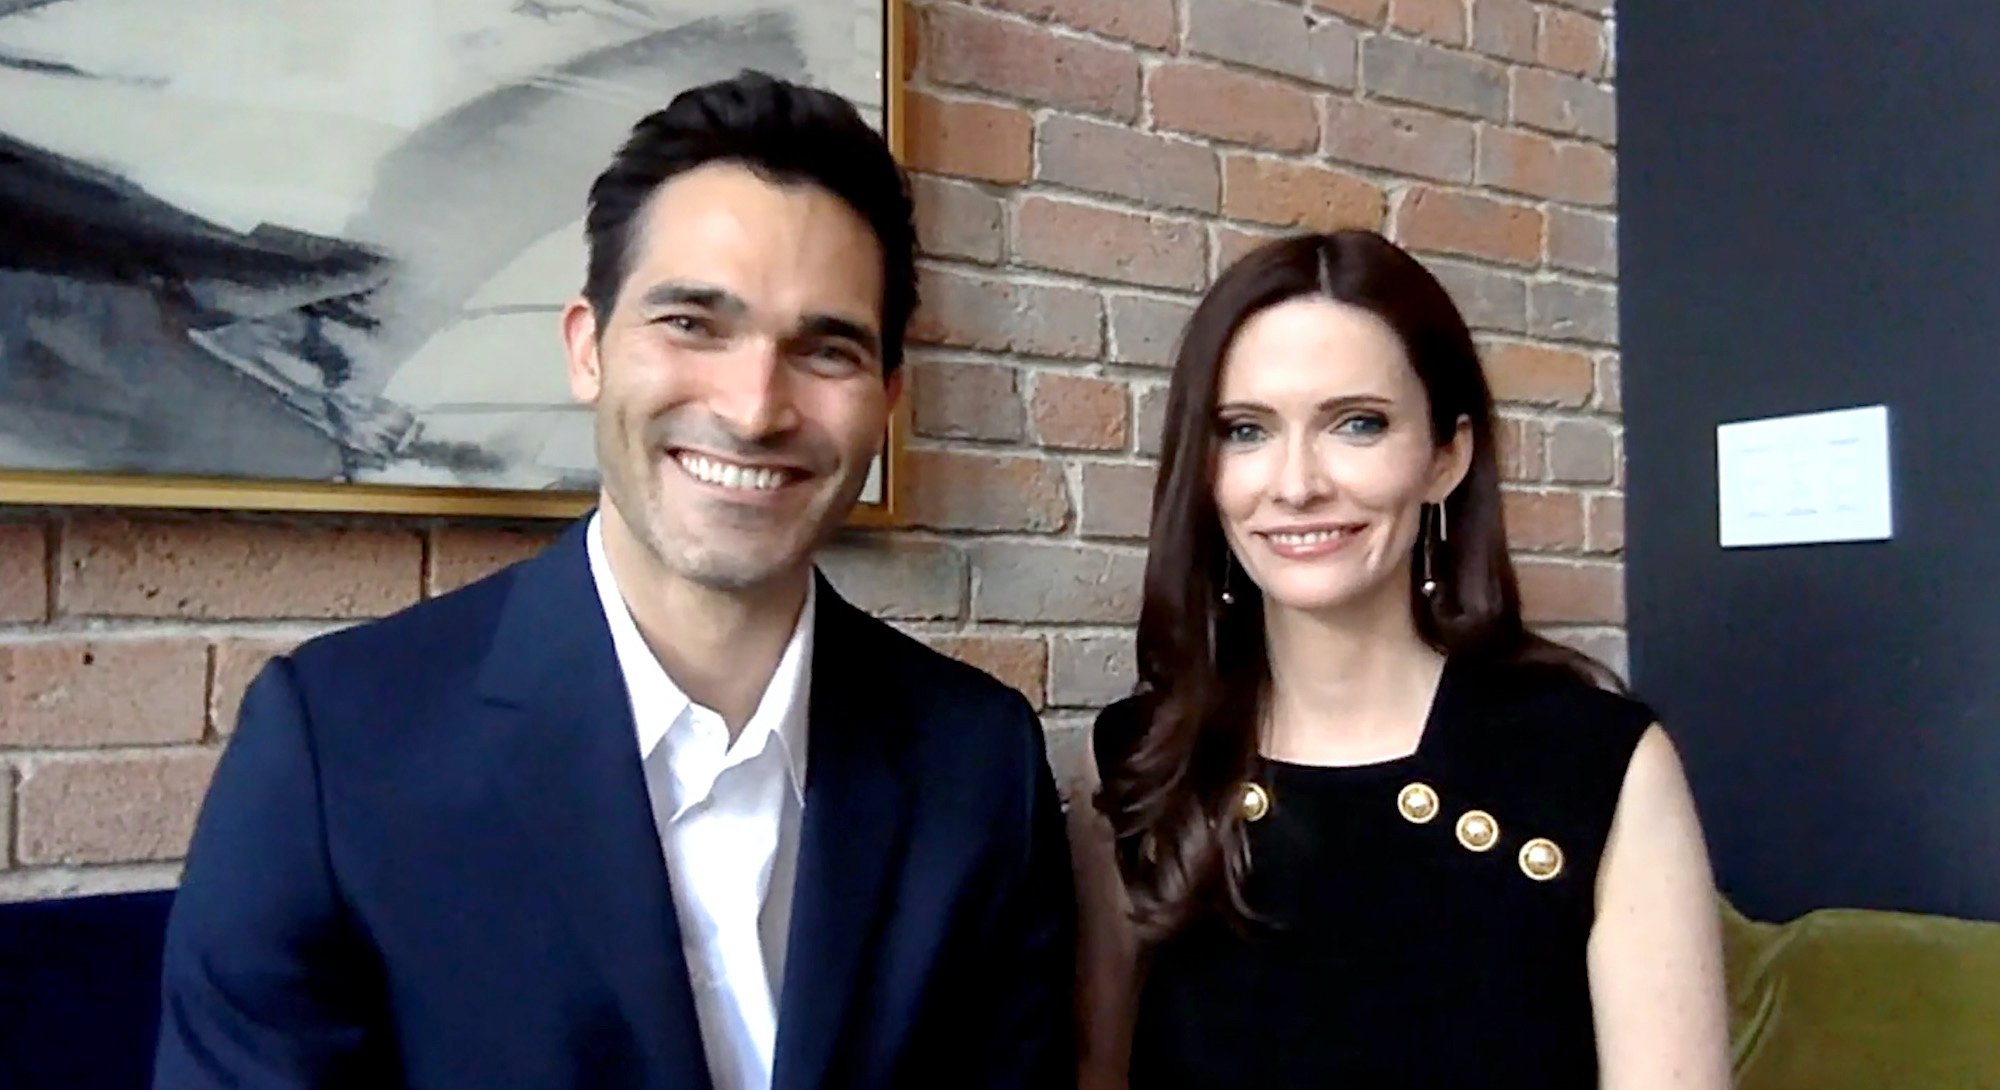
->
[[0, 0, 905, 523]]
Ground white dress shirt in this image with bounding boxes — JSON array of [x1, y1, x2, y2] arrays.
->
[[587, 515, 812, 1090]]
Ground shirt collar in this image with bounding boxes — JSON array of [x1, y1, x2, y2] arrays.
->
[[586, 512, 813, 796]]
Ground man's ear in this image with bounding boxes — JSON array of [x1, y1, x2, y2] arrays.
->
[[884, 366, 904, 409], [562, 298, 603, 405]]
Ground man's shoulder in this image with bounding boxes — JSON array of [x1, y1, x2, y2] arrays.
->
[[284, 549, 532, 691], [815, 592, 1042, 776], [826, 598, 1033, 721]]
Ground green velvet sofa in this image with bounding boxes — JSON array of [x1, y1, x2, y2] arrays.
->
[[1723, 898, 2000, 1089]]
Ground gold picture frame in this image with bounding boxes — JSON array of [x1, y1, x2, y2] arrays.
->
[[0, 1, 907, 526]]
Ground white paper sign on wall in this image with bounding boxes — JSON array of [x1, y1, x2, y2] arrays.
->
[[1716, 405, 1894, 548]]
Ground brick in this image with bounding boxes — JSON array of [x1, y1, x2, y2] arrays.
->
[[1478, 127, 1615, 206], [1223, 156, 1387, 232], [1543, 0, 1610, 13], [1548, 207, 1617, 277], [1079, 463, 1157, 540], [1554, 628, 1628, 682], [1149, 61, 1319, 153], [0, 638, 206, 748], [903, 450, 1072, 533], [1516, 560, 1623, 624], [1041, 716, 1095, 802], [1135, 383, 1171, 457], [1497, 414, 1547, 481], [1310, 0, 1387, 25], [1471, 0, 1537, 62], [0, 768, 12, 869], [58, 518, 421, 620], [818, 537, 966, 620], [0, 522, 48, 623], [1362, 37, 1507, 122], [1321, 98, 1478, 183], [904, 92, 1033, 184], [1013, 196, 1205, 291], [912, 359, 1025, 442], [924, 5, 1142, 120], [926, 635, 1048, 710], [211, 636, 302, 736], [1050, 633, 1139, 707], [981, 0, 1176, 49], [429, 526, 560, 597], [1547, 419, 1616, 484], [1032, 374, 1131, 451], [1426, 258, 1528, 334], [910, 266, 1102, 359], [1398, 186, 1543, 266], [1186, 0, 1341, 85], [1539, 7, 1609, 79], [1530, 280, 1619, 345], [1587, 494, 1625, 554], [1512, 68, 1616, 144], [1108, 293, 1196, 370], [1038, 114, 1219, 214], [972, 543, 1146, 623], [1501, 489, 1585, 550], [1595, 354, 1623, 413], [1309, 16, 1364, 90], [1482, 341, 1594, 406], [912, 174, 1005, 263], [1212, 223, 1291, 277], [16, 749, 220, 865], [1390, 0, 1466, 46]]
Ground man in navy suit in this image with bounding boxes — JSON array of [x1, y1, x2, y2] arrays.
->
[[154, 71, 1076, 1090]]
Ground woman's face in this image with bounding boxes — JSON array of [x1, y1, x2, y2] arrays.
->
[[1210, 297, 1469, 619]]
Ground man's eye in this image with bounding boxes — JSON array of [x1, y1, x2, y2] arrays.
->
[[659, 314, 714, 337], [802, 343, 869, 373]]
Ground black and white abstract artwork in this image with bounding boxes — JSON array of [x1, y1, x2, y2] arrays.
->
[[0, 0, 888, 504]]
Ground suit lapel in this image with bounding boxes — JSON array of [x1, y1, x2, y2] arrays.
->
[[771, 578, 912, 1090], [474, 521, 713, 1090]]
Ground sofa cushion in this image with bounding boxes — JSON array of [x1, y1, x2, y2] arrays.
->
[[1723, 897, 2000, 1090]]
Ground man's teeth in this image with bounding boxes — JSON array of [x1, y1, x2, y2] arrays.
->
[[1269, 529, 1350, 546], [678, 454, 787, 491]]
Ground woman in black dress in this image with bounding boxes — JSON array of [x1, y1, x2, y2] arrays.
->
[[1074, 231, 1730, 1089]]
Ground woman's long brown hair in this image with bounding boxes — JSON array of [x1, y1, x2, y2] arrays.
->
[[1096, 230, 1618, 943]]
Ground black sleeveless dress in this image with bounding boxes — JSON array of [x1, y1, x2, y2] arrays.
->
[[1095, 657, 1655, 1090]]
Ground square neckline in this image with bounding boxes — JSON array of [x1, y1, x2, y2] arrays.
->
[[1255, 655, 1457, 779]]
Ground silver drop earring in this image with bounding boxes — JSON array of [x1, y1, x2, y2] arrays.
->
[[1220, 557, 1237, 605], [1420, 502, 1447, 598]]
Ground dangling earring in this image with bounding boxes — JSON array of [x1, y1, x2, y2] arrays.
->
[[1420, 502, 1447, 599], [1220, 557, 1237, 605]]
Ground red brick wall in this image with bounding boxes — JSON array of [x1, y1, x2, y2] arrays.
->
[[0, 0, 1623, 900]]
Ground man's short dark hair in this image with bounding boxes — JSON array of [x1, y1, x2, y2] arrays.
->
[[582, 70, 918, 376]]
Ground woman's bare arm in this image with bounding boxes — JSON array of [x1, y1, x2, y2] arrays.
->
[[1588, 724, 1733, 1090]]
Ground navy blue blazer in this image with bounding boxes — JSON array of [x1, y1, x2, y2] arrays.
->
[[154, 521, 1075, 1089]]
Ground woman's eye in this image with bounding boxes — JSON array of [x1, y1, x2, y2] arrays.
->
[[1334, 413, 1389, 437], [1218, 420, 1266, 444]]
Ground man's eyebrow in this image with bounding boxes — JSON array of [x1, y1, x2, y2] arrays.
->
[[795, 314, 881, 357], [636, 283, 881, 356], [636, 282, 747, 315]]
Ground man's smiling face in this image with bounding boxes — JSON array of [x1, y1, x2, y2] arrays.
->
[[563, 160, 897, 593]]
